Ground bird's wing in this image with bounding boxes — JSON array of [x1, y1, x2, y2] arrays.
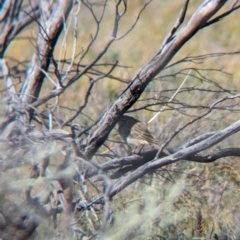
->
[[130, 122, 159, 146]]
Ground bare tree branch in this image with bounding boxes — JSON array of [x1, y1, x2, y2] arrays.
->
[[19, 1, 73, 105], [84, 0, 230, 159], [109, 119, 240, 198], [0, 0, 40, 57]]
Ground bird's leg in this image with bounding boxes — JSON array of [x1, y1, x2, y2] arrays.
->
[[124, 144, 133, 156], [132, 145, 144, 155]]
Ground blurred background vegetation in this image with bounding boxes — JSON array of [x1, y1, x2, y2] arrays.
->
[[2, 0, 240, 239]]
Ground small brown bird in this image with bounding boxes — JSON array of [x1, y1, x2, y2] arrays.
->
[[118, 115, 160, 150]]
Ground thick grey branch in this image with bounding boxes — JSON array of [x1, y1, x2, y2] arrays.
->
[[0, 0, 40, 57], [84, 0, 228, 159], [109, 120, 240, 197], [19, 1, 73, 105]]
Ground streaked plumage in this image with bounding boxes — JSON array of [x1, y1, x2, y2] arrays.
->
[[118, 115, 159, 149]]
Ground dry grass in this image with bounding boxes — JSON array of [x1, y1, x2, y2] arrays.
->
[[2, 0, 240, 239]]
